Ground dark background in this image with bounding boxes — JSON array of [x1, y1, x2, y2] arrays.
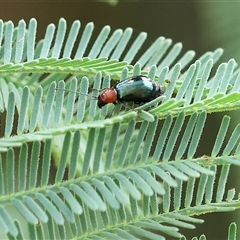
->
[[1, 1, 240, 239]]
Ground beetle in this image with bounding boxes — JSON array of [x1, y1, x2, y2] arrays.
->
[[97, 75, 164, 108]]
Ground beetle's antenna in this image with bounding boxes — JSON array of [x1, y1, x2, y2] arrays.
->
[[55, 87, 107, 94], [55, 87, 99, 101], [90, 87, 107, 92]]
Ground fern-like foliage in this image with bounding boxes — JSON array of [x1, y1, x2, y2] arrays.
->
[[0, 18, 239, 239]]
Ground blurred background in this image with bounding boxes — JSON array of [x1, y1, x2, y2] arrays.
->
[[0, 1, 240, 239]]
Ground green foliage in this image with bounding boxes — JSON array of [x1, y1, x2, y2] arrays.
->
[[0, 18, 239, 239]]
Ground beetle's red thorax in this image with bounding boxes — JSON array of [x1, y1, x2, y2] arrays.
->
[[97, 88, 118, 108]]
